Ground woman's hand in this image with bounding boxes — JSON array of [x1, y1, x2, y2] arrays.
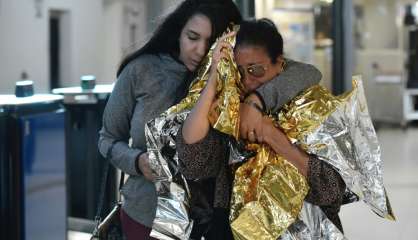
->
[[240, 93, 309, 176], [207, 31, 236, 90], [136, 152, 155, 182], [240, 93, 264, 142]]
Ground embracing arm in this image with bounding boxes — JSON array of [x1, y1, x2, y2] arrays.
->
[[239, 59, 344, 206], [240, 60, 322, 142], [255, 59, 322, 113]]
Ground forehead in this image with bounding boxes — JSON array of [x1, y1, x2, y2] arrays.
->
[[234, 45, 269, 64], [182, 14, 212, 37]]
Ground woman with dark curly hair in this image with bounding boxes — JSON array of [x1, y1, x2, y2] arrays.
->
[[178, 19, 346, 237]]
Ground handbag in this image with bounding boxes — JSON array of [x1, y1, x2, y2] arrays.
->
[[91, 143, 126, 240], [91, 201, 123, 240]]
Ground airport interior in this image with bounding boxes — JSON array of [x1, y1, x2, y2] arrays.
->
[[1, 0, 418, 239]]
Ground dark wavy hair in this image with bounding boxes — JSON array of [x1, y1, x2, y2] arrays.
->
[[117, 0, 242, 77], [235, 18, 284, 64]]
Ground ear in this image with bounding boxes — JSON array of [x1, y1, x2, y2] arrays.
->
[[275, 55, 284, 65], [275, 55, 285, 73]]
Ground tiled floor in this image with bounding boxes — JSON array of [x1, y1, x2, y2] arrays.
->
[[69, 127, 418, 240], [340, 126, 418, 239]]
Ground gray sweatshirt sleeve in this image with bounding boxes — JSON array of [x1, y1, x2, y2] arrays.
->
[[98, 61, 144, 176], [255, 59, 322, 113]]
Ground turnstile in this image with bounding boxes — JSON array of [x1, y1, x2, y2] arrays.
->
[[0, 94, 66, 240], [52, 85, 116, 220]]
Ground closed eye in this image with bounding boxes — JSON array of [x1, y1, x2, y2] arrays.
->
[[187, 31, 200, 41]]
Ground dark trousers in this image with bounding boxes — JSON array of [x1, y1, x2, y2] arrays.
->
[[120, 209, 157, 240]]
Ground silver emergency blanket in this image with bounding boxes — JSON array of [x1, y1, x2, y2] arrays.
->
[[145, 111, 193, 240], [280, 202, 346, 240], [300, 76, 395, 221]]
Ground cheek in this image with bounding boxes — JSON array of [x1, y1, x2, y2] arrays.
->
[[259, 77, 273, 86], [243, 78, 259, 90], [179, 37, 191, 57]]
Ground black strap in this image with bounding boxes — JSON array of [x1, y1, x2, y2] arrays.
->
[[117, 172, 125, 202], [94, 141, 123, 223]]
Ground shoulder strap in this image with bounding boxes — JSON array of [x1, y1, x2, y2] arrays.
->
[[94, 141, 123, 223]]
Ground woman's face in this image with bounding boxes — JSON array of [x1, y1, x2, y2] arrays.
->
[[234, 45, 283, 93], [179, 14, 212, 71]]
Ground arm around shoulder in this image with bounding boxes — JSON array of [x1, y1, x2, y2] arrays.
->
[[255, 59, 322, 113]]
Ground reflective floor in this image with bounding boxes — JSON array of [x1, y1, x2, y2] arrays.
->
[[341, 126, 418, 239], [68, 231, 91, 240], [69, 126, 418, 240]]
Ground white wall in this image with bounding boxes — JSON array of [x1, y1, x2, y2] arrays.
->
[[0, 0, 105, 93], [0, 0, 153, 94], [0, 0, 49, 94], [102, 0, 125, 82]]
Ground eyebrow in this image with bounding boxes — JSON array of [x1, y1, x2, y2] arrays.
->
[[187, 30, 200, 36]]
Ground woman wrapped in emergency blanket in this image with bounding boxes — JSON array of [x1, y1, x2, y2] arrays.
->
[[145, 19, 395, 240]]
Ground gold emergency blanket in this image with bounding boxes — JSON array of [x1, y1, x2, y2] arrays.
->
[[146, 25, 394, 239], [230, 145, 309, 240], [230, 76, 395, 240]]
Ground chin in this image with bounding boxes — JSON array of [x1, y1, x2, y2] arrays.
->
[[244, 86, 256, 93], [186, 64, 197, 72]]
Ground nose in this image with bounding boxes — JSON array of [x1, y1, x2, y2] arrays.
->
[[195, 41, 207, 59], [242, 74, 253, 91], [243, 74, 261, 92]]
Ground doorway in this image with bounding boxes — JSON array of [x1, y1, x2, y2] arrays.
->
[[49, 11, 60, 90], [49, 10, 71, 90]]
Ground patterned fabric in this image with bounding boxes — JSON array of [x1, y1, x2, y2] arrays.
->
[[176, 128, 346, 232], [305, 155, 346, 232], [176, 127, 232, 208]]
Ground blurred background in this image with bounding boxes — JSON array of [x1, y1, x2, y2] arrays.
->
[[0, 0, 417, 239]]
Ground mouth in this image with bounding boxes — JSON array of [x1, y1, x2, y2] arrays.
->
[[243, 83, 257, 93], [191, 59, 201, 67]]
